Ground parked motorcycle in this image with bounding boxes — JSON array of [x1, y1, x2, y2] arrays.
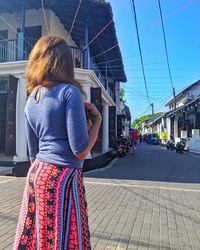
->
[[115, 137, 126, 157], [123, 137, 131, 153], [176, 138, 186, 154], [166, 139, 175, 151]]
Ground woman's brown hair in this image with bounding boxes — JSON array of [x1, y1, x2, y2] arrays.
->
[[25, 36, 83, 94]]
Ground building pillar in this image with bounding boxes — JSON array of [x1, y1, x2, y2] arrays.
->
[[83, 23, 90, 69], [84, 84, 91, 102], [14, 77, 28, 161], [166, 117, 171, 140], [102, 104, 109, 153], [174, 116, 178, 139], [17, 5, 25, 61]]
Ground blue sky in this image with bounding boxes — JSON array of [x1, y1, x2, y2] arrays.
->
[[108, 0, 200, 120]]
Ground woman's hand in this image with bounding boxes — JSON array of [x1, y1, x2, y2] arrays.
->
[[85, 102, 101, 131], [84, 102, 101, 118]]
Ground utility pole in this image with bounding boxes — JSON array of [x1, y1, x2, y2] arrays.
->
[[151, 103, 154, 115]]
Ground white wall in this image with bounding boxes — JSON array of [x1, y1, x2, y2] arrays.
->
[[115, 81, 121, 113], [49, 10, 77, 46], [0, 9, 47, 39], [166, 117, 171, 140], [0, 9, 76, 47], [188, 129, 200, 154], [0, 62, 116, 161], [168, 83, 200, 111]]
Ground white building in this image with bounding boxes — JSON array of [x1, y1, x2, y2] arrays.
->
[[164, 80, 200, 153], [165, 80, 200, 140], [0, 0, 127, 175]]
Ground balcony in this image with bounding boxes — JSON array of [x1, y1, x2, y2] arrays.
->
[[0, 38, 115, 101]]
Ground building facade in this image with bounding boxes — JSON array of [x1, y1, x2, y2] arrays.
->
[[0, 0, 127, 174], [143, 80, 200, 152]]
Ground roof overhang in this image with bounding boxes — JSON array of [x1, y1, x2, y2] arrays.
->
[[0, 0, 127, 82], [165, 79, 200, 107]]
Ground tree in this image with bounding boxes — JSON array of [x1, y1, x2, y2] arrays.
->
[[132, 113, 162, 131], [120, 87, 126, 103]]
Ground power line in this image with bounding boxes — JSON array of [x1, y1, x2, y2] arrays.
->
[[82, 19, 113, 51], [130, 0, 150, 104], [41, 0, 50, 35], [95, 67, 200, 72], [0, 34, 26, 54], [0, 15, 34, 48], [95, 55, 200, 66], [91, 0, 198, 61], [157, 0, 174, 90], [67, 0, 82, 42], [136, 105, 152, 118], [157, 0, 176, 109], [92, 44, 118, 59]]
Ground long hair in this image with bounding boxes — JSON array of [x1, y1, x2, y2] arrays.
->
[[25, 36, 83, 94]]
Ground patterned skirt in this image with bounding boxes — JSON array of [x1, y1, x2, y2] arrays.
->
[[13, 160, 90, 250]]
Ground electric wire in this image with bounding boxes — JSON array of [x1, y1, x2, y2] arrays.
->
[[82, 19, 113, 51], [0, 34, 27, 55], [157, 0, 174, 90], [41, 0, 50, 35], [130, 0, 151, 105], [67, 0, 82, 42], [0, 15, 34, 48], [91, 0, 197, 60]]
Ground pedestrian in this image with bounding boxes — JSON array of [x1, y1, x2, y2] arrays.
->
[[130, 129, 138, 154], [13, 36, 102, 249], [139, 134, 143, 144]]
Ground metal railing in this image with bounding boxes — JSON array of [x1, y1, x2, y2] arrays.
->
[[0, 38, 115, 101], [89, 56, 107, 89], [0, 39, 17, 62], [24, 38, 37, 60]]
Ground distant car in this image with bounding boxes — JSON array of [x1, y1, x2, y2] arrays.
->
[[143, 134, 149, 143], [148, 133, 160, 145]]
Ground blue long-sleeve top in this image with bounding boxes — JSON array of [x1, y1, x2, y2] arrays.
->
[[24, 83, 89, 169]]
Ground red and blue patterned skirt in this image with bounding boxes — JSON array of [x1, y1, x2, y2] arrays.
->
[[13, 160, 91, 250]]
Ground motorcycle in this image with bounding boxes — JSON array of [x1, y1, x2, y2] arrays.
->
[[166, 139, 175, 151], [122, 137, 131, 153], [115, 137, 126, 157], [176, 138, 186, 154]]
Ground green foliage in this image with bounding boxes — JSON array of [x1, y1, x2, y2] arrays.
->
[[132, 113, 162, 132], [120, 87, 126, 103]]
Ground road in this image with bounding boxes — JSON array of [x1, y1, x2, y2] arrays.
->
[[85, 143, 200, 183], [0, 144, 200, 249]]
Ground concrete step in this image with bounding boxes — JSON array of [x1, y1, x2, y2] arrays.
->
[[0, 167, 14, 176]]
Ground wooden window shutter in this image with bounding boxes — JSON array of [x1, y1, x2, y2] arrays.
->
[[109, 106, 116, 147], [5, 75, 18, 156], [90, 87, 103, 153]]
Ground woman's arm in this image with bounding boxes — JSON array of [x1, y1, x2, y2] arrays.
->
[[75, 118, 101, 160], [25, 115, 39, 162], [65, 87, 102, 160]]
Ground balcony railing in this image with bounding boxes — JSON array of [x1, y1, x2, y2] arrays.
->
[[0, 38, 115, 101]]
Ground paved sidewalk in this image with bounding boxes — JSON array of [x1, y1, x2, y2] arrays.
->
[[0, 145, 200, 249]]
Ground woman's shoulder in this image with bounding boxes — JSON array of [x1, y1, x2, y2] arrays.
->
[[59, 83, 82, 100]]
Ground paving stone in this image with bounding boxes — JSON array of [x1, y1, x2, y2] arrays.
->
[[1, 145, 200, 249]]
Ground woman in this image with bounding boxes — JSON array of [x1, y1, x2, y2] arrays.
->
[[13, 36, 102, 249]]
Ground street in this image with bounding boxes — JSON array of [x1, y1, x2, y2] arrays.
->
[[0, 144, 200, 249]]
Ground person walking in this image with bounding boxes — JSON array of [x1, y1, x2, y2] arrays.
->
[[139, 134, 143, 144], [13, 36, 102, 250], [130, 129, 138, 154]]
